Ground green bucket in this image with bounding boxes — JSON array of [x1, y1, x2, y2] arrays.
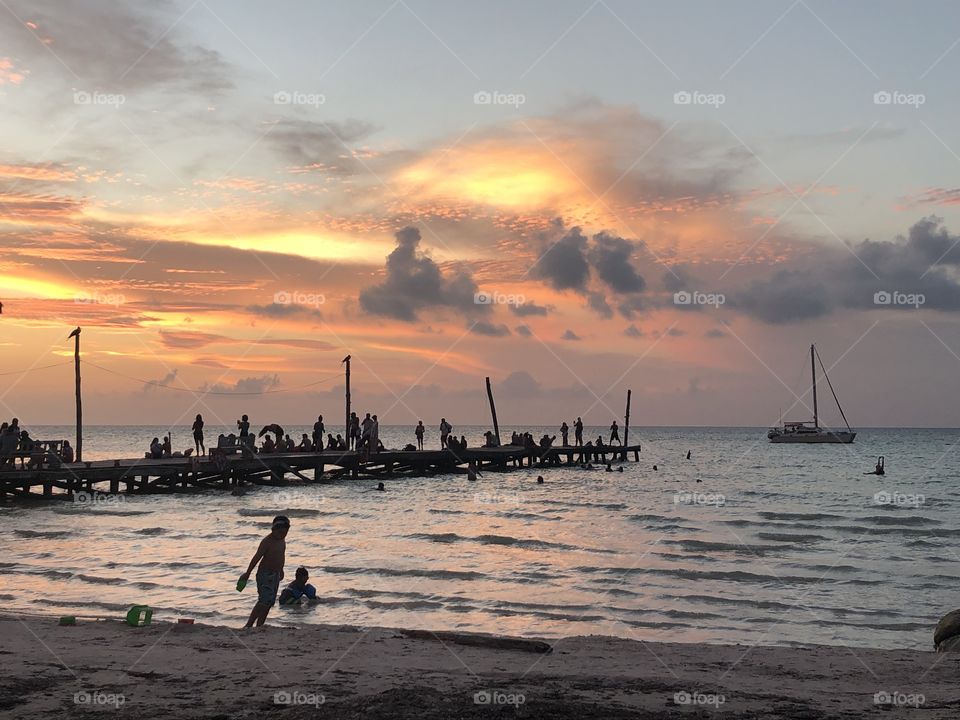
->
[[125, 605, 152, 627]]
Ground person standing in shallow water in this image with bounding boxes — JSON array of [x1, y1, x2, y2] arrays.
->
[[192, 414, 205, 456], [574, 417, 583, 446]]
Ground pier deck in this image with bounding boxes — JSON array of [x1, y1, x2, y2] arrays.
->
[[0, 444, 642, 501]]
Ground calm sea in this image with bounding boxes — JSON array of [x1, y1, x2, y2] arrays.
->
[[1, 425, 957, 650]]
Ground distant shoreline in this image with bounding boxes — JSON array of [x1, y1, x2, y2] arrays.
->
[[1, 614, 953, 719]]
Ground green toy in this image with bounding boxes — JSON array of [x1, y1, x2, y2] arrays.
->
[[236, 576, 247, 592], [125, 605, 152, 627]]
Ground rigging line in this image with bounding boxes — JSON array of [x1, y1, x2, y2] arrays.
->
[[815, 347, 852, 431], [0, 360, 73, 377], [83, 360, 342, 396]]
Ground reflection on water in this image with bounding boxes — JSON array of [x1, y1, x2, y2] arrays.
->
[[1, 426, 958, 649]]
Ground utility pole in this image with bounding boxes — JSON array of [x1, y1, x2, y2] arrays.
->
[[622, 389, 632, 460], [342, 355, 351, 444], [485, 376, 501, 445], [68, 327, 82, 462]]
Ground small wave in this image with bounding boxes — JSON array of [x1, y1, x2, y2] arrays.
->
[[76, 574, 125, 585], [662, 539, 791, 554], [321, 565, 485, 581], [134, 527, 168, 536], [364, 599, 444, 611], [55, 508, 154, 516], [756, 532, 827, 543], [237, 508, 323, 518], [13, 530, 74, 539], [428, 508, 467, 515], [757, 511, 846, 521], [497, 511, 561, 521], [539, 499, 628, 511], [404, 532, 613, 554], [856, 515, 941, 526]]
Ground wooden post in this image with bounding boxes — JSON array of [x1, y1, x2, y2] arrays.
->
[[69, 327, 82, 462], [342, 355, 351, 445], [485, 376, 501, 445], [623, 389, 632, 461]]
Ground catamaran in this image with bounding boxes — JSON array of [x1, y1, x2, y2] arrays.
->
[[767, 344, 856, 444]]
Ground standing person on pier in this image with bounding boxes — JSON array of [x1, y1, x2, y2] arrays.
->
[[415, 421, 425, 450], [349, 412, 360, 450], [237, 414, 250, 438], [610, 420, 621, 446], [312, 415, 324, 451], [560, 421, 569, 446], [574, 417, 583, 446], [192, 414, 205, 456], [371, 415, 380, 454], [439, 418, 452, 449], [359, 413, 373, 451]]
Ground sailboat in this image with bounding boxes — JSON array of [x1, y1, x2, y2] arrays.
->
[[767, 344, 856, 444]]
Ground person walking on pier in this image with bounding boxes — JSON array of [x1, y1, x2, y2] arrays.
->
[[312, 415, 324, 451], [610, 420, 621, 446], [574, 417, 583, 446], [415, 420, 425, 450], [560, 421, 569, 446], [192, 414, 205, 456], [439, 418, 452, 449]]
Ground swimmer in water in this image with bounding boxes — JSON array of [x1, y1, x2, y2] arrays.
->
[[536, 475, 544, 484], [653, 464, 658, 471], [375, 482, 385, 491], [864, 456, 885, 475]]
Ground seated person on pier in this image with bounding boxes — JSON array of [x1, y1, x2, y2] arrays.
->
[[336, 434, 347, 450], [60, 440, 74, 464], [261, 435, 276, 453], [281, 435, 295, 452], [298, 434, 311, 451], [161, 436, 172, 458], [148, 437, 163, 459], [278, 567, 318, 606], [483, 430, 498, 448], [325, 433, 337, 449]]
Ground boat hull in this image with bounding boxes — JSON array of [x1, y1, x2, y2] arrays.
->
[[769, 431, 856, 444]]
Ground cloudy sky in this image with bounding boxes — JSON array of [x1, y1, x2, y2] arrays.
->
[[2, 0, 960, 427]]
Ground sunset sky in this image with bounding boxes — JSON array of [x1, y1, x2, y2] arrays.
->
[[2, 0, 960, 427]]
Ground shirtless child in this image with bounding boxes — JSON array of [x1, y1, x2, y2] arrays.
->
[[239, 515, 289, 628]]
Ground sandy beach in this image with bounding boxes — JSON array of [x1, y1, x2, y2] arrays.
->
[[1, 614, 957, 719]]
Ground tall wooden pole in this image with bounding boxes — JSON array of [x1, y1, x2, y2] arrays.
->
[[485, 376, 500, 445], [69, 327, 82, 462], [622, 389, 631, 459], [343, 355, 351, 443]]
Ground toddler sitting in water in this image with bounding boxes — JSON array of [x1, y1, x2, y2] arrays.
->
[[279, 566, 318, 605]]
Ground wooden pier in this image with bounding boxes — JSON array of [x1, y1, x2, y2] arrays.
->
[[0, 444, 642, 502]]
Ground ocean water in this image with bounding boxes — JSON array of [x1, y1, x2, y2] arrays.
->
[[1, 425, 958, 650]]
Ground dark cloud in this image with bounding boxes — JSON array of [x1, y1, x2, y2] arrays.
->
[[201, 374, 281, 394], [589, 232, 645, 293], [142, 369, 178, 393], [705, 328, 726, 338], [470, 321, 511, 337], [618, 296, 645, 319], [359, 227, 484, 321], [532, 224, 590, 291], [587, 292, 613, 319], [561, 329, 581, 341], [246, 303, 323, 320], [624, 325, 644, 338], [666, 327, 685, 337], [515, 324, 532, 337], [510, 301, 549, 317], [266, 118, 376, 171]]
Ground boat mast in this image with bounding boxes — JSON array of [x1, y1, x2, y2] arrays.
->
[[810, 343, 818, 429]]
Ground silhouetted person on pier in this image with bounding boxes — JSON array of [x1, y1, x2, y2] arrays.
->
[[459, 434, 467, 450], [161, 435, 172, 458], [261, 435, 275, 453], [371, 415, 380, 454], [192, 414, 205, 456], [61, 440, 74, 464], [483, 430, 498, 447], [326, 433, 336, 449], [439, 418, 452, 448], [336, 434, 346, 450], [574, 417, 583, 446], [348, 412, 360, 449], [298, 434, 311, 451], [237, 415, 250, 438], [312, 416, 324, 451], [560, 421, 569, 446], [609, 420, 621, 446], [359, 413, 373, 451], [415, 421, 425, 450], [149, 437, 162, 459]]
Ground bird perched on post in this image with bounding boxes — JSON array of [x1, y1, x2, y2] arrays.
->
[[68, 327, 81, 339], [341, 355, 351, 363]]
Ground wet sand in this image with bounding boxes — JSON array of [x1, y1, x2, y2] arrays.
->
[[1, 614, 957, 718]]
